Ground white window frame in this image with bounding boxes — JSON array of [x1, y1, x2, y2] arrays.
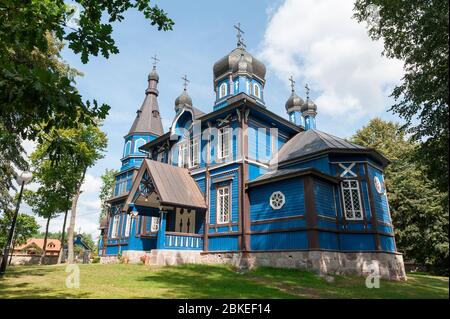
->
[[178, 142, 189, 168], [189, 137, 200, 168], [123, 141, 131, 157], [218, 127, 231, 160], [253, 83, 261, 99], [111, 215, 120, 238], [124, 214, 131, 237], [151, 216, 160, 232], [134, 138, 146, 153], [216, 185, 231, 224], [341, 180, 363, 220], [219, 83, 227, 99], [269, 191, 285, 210]]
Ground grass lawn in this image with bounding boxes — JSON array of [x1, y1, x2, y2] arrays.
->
[[0, 263, 448, 299]]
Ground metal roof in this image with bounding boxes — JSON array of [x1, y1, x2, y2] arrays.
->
[[127, 69, 164, 137], [123, 159, 207, 211], [247, 167, 339, 187], [274, 129, 387, 166]]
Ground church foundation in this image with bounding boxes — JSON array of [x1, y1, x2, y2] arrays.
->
[[199, 250, 406, 281]]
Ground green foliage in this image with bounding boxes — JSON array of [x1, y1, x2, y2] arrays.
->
[[352, 118, 448, 275], [0, 0, 173, 214], [353, 0, 449, 193], [99, 168, 118, 223], [0, 212, 39, 250], [92, 256, 100, 263]]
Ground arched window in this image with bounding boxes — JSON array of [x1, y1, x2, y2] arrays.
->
[[219, 83, 227, 99], [123, 141, 131, 157], [253, 83, 261, 99], [134, 138, 146, 154]]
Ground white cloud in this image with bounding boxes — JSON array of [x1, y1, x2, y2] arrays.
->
[[259, 0, 403, 119], [81, 173, 102, 194]]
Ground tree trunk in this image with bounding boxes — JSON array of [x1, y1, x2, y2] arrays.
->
[[67, 167, 87, 264], [57, 208, 69, 264], [39, 216, 51, 265]]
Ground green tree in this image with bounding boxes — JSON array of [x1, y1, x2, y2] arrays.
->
[[0, 0, 174, 217], [99, 169, 118, 223], [0, 212, 39, 251], [56, 122, 108, 264], [353, 0, 449, 193], [352, 118, 448, 274]]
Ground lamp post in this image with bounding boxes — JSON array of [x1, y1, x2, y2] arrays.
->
[[0, 171, 33, 276]]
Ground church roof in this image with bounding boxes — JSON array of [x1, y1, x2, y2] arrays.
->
[[213, 47, 266, 84], [248, 167, 339, 187], [127, 67, 164, 137], [274, 129, 389, 167], [123, 159, 207, 211]]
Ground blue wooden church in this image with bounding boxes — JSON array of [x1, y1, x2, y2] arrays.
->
[[98, 30, 406, 280]]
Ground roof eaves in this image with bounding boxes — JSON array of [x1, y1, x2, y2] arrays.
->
[[247, 167, 339, 188]]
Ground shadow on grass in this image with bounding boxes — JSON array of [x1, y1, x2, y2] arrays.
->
[[137, 264, 298, 299], [0, 265, 92, 299]]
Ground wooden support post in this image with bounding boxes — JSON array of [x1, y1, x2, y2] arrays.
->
[[363, 163, 382, 251], [156, 211, 166, 249], [304, 176, 319, 249]]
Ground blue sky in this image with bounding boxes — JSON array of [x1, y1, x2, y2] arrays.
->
[[23, 0, 405, 239]]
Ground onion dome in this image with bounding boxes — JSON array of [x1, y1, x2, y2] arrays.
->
[[175, 89, 193, 113], [213, 47, 266, 85], [285, 92, 304, 113], [232, 52, 253, 74], [302, 98, 317, 114], [148, 65, 159, 82]]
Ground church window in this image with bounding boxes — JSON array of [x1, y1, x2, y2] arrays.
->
[[134, 138, 146, 154], [218, 127, 231, 160], [341, 180, 363, 220], [217, 185, 231, 224], [190, 137, 200, 167], [269, 191, 285, 210], [151, 217, 160, 232], [124, 214, 131, 237], [219, 83, 227, 99], [111, 215, 120, 238], [253, 83, 261, 99], [235, 81, 239, 92], [178, 142, 189, 168], [123, 141, 131, 157]]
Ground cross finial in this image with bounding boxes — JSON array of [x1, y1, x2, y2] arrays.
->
[[181, 74, 190, 91], [305, 83, 310, 99], [234, 23, 246, 48], [289, 76, 296, 92], [151, 54, 160, 68]]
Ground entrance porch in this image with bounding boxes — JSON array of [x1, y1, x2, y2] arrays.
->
[[123, 159, 207, 255]]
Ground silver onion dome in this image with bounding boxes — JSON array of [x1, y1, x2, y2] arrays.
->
[[175, 89, 193, 113], [285, 92, 304, 112], [148, 66, 159, 82], [213, 47, 266, 85], [232, 52, 253, 74], [302, 98, 317, 113]]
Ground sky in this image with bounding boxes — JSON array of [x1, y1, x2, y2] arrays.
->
[[20, 0, 404, 240]]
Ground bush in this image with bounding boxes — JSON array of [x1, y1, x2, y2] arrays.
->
[[92, 256, 100, 263]]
